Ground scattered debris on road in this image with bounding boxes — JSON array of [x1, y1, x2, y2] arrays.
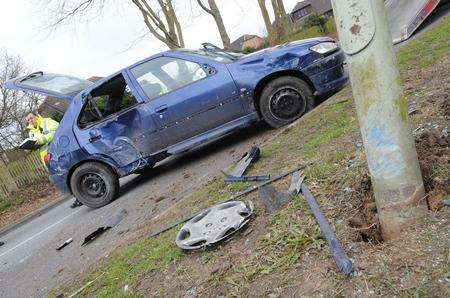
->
[[0, 241, 4, 247], [82, 209, 127, 246], [56, 238, 73, 251], [223, 173, 270, 183], [175, 201, 253, 250], [259, 185, 290, 214], [229, 146, 260, 177], [149, 165, 307, 238], [300, 183, 353, 275], [288, 170, 305, 195], [443, 198, 450, 207], [82, 227, 110, 246]]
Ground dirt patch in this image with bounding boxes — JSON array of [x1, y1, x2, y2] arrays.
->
[[416, 131, 450, 210], [0, 179, 61, 229], [348, 175, 383, 243]]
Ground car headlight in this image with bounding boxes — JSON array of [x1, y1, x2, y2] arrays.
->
[[310, 42, 339, 55]]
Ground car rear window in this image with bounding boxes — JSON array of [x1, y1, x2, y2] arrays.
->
[[20, 74, 92, 95]]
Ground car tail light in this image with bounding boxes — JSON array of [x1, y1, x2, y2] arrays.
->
[[310, 42, 339, 55], [44, 153, 52, 165]]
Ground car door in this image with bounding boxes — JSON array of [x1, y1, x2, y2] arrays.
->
[[72, 72, 163, 168], [4, 72, 93, 101], [129, 54, 245, 147]]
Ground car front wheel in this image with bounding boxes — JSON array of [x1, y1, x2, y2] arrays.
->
[[259, 76, 314, 128], [70, 162, 119, 208]]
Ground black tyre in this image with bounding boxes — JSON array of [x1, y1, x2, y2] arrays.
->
[[70, 162, 119, 208], [259, 76, 314, 128]]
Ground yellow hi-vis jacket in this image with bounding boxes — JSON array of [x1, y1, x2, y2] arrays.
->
[[28, 115, 59, 164]]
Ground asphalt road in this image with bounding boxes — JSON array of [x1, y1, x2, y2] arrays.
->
[[0, 4, 449, 296], [0, 123, 276, 297]]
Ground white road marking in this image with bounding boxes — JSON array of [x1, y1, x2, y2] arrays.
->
[[0, 208, 83, 259]]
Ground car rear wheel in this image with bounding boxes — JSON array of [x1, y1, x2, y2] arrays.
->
[[70, 162, 119, 208], [259, 76, 314, 128]]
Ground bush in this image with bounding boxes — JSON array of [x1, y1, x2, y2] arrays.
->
[[304, 13, 328, 33]]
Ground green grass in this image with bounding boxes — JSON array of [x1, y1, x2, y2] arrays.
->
[[283, 19, 337, 43], [84, 229, 183, 297], [229, 195, 322, 284], [397, 16, 450, 68], [0, 199, 12, 213]]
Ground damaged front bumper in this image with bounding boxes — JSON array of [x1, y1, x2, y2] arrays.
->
[[303, 49, 349, 96]]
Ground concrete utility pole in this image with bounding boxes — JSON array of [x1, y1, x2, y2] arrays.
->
[[330, 0, 427, 240]]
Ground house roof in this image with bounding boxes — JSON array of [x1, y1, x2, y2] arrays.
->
[[292, 0, 332, 16], [230, 34, 263, 51]]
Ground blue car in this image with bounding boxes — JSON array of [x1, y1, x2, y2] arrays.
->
[[6, 37, 348, 208]]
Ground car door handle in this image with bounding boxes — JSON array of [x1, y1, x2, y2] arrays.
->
[[89, 134, 102, 142], [89, 129, 102, 142], [155, 104, 168, 113]]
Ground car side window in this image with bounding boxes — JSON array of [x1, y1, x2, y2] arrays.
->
[[78, 74, 138, 127], [131, 57, 207, 100]]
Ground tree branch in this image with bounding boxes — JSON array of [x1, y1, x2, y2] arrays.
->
[[196, 0, 214, 15]]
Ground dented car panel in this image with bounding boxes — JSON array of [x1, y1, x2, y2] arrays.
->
[[7, 37, 348, 196]]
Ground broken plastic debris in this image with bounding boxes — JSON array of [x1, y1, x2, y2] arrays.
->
[[56, 238, 73, 251], [175, 201, 253, 250], [229, 146, 260, 177], [301, 183, 353, 275], [82, 209, 127, 246], [223, 173, 270, 183], [259, 185, 291, 214], [288, 170, 305, 195]]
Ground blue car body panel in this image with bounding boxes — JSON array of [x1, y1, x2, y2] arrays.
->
[[8, 37, 348, 195]]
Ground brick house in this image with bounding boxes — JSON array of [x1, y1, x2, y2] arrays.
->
[[230, 34, 265, 52], [290, 0, 334, 29]]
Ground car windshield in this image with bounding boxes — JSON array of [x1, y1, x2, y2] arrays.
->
[[19, 73, 93, 95], [182, 49, 243, 63]]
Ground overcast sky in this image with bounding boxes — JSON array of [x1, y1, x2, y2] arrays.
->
[[0, 0, 300, 79]]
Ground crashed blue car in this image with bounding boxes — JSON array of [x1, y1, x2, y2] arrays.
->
[[7, 37, 348, 208]]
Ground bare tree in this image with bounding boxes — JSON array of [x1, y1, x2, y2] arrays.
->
[[196, 0, 231, 50], [273, 0, 292, 36], [132, 0, 184, 49], [0, 50, 41, 158], [45, 0, 185, 49], [257, 0, 292, 46], [257, 0, 276, 45]]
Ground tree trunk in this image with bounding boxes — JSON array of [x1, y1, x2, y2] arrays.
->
[[271, 0, 288, 40], [275, 0, 292, 35], [257, 0, 277, 45], [197, 0, 231, 50], [208, 0, 231, 50]]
